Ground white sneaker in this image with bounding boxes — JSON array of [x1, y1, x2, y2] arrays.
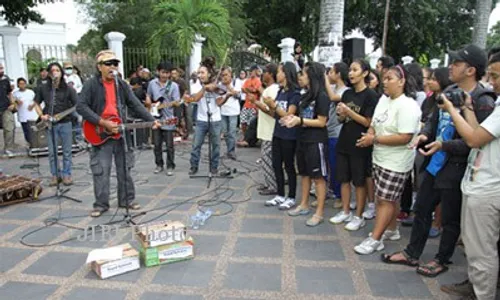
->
[[362, 203, 376, 220], [354, 237, 385, 255], [349, 199, 356, 210], [345, 216, 366, 231], [329, 211, 353, 224], [279, 198, 296, 210], [265, 196, 285, 206], [369, 228, 401, 241]]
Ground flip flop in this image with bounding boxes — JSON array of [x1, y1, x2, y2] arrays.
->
[[416, 260, 449, 278], [381, 251, 419, 267], [90, 208, 108, 218]]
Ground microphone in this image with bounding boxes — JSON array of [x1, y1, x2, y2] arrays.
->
[[112, 70, 119, 77]]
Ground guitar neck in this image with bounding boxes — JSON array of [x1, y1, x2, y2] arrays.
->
[[123, 122, 156, 130]]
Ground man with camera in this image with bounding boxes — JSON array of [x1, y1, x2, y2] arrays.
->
[[439, 52, 500, 300], [381, 44, 495, 279]]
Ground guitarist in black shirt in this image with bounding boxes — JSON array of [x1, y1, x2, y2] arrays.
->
[[35, 62, 77, 186]]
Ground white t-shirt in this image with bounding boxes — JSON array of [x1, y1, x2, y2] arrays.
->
[[65, 74, 83, 93], [220, 84, 240, 116], [13, 89, 38, 122], [190, 79, 203, 95], [196, 91, 221, 122], [462, 105, 500, 197], [372, 94, 422, 173], [233, 78, 246, 101], [257, 83, 280, 141]]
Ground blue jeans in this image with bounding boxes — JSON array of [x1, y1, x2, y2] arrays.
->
[[192, 104, 198, 124], [47, 122, 73, 177], [221, 115, 237, 155], [190, 120, 221, 170], [72, 111, 83, 142], [328, 137, 341, 198]]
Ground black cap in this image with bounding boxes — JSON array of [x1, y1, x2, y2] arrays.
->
[[449, 44, 487, 77], [249, 64, 260, 72]]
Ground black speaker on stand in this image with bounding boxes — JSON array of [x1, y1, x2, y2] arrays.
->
[[342, 38, 365, 66]]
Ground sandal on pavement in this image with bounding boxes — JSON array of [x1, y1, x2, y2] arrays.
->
[[288, 205, 310, 217], [90, 208, 108, 218], [381, 251, 419, 267], [306, 214, 324, 227], [120, 202, 141, 210], [416, 259, 449, 278]]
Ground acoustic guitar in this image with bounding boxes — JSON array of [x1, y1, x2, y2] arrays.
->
[[83, 116, 177, 146], [32, 106, 76, 132]]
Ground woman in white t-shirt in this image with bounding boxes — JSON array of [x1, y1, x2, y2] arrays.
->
[[219, 67, 240, 159], [354, 65, 422, 255]]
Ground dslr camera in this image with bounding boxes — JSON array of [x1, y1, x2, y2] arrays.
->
[[437, 88, 466, 107]]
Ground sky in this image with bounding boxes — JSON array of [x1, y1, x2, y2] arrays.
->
[[37, 0, 500, 52]]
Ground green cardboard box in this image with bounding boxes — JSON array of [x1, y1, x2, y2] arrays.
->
[[140, 237, 194, 267]]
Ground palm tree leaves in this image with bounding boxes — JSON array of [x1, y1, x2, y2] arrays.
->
[[148, 0, 232, 65]]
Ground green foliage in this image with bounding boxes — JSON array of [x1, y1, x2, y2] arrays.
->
[[148, 0, 232, 63], [243, 0, 320, 56], [26, 56, 56, 84], [487, 20, 500, 50], [0, 0, 62, 26]]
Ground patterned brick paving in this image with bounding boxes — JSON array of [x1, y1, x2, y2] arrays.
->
[[0, 140, 467, 299]]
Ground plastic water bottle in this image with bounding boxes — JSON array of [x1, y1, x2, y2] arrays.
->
[[190, 215, 200, 230], [199, 209, 212, 226]]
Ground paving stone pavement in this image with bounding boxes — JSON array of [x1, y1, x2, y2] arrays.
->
[[0, 139, 473, 300]]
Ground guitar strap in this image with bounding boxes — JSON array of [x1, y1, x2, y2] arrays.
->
[[162, 80, 173, 103]]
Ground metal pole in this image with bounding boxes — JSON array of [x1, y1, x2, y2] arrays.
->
[[382, 0, 390, 56]]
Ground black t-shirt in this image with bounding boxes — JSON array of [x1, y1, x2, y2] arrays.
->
[[297, 91, 330, 143], [336, 87, 378, 156], [36, 83, 77, 123], [0, 75, 12, 113], [273, 88, 300, 140]]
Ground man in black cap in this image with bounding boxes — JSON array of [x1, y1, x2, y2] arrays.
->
[[240, 65, 262, 140]]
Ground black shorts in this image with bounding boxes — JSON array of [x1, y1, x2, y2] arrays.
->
[[335, 152, 369, 186], [365, 153, 373, 177], [296, 141, 328, 178]]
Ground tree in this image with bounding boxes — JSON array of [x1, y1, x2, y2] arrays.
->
[[0, 0, 62, 26], [487, 20, 500, 49], [148, 0, 232, 64], [243, 0, 321, 57], [317, 0, 345, 66], [473, 0, 494, 48]]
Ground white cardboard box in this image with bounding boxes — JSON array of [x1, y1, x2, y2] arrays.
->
[[90, 243, 140, 279]]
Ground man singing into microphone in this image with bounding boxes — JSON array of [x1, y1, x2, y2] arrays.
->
[[35, 62, 77, 186], [77, 50, 160, 217]]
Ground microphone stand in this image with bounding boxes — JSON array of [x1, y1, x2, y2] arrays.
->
[[114, 72, 136, 226], [38, 80, 81, 204]]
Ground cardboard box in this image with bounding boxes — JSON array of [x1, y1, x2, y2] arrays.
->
[[90, 243, 140, 279], [140, 237, 194, 267], [135, 220, 187, 248]]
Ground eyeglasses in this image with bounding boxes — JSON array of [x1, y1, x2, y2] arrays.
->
[[65, 67, 73, 70], [102, 60, 119, 67], [487, 71, 500, 80]]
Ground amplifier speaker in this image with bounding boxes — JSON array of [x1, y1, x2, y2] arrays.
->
[[28, 121, 48, 148], [342, 38, 365, 65]]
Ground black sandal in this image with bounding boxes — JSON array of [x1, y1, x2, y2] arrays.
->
[[416, 260, 449, 278], [381, 251, 419, 267]]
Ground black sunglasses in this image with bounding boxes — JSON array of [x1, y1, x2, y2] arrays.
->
[[102, 60, 119, 67], [64, 67, 73, 70]]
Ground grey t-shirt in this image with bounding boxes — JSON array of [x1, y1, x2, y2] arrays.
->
[[327, 85, 349, 138]]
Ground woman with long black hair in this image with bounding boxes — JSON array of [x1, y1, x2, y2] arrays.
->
[[262, 61, 301, 209], [330, 59, 379, 231], [283, 62, 330, 226]]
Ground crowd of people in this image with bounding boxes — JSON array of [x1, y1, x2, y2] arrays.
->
[[1, 40, 500, 299]]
